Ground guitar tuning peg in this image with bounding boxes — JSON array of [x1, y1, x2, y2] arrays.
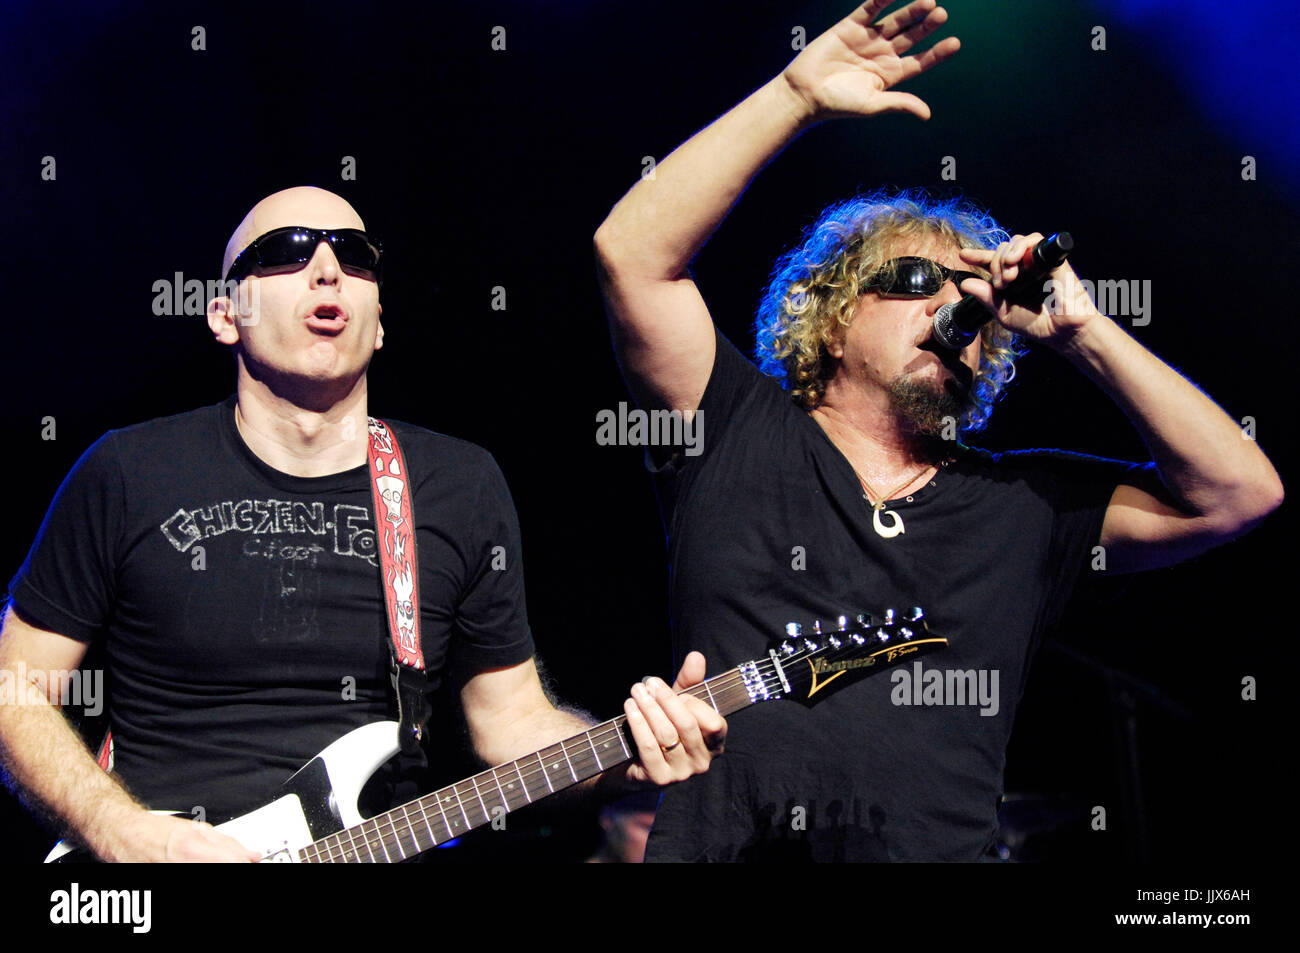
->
[[882, 608, 896, 626], [906, 606, 925, 623], [811, 620, 823, 635], [855, 612, 873, 629], [837, 615, 849, 632], [785, 622, 803, 637], [899, 627, 914, 640]]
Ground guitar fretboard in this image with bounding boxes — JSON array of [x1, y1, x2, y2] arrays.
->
[[298, 664, 757, 863]]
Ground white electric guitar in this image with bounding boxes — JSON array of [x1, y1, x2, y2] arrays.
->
[[47, 609, 943, 863]]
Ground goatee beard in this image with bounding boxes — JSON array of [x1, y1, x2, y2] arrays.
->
[[887, 377, 967, 441]]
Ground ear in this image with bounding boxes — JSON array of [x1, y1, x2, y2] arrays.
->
[[373, 302, 384, 351], [207, 296, 240, 345], [825, 323, 846, 360]]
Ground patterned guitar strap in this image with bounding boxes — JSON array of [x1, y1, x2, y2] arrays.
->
[[366, 417, 431, 755]]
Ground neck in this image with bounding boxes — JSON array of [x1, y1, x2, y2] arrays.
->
[[234, 373, 370, 478], [810, 381, 948, 486]]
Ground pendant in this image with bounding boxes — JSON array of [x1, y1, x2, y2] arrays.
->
[[872, 503, 905, 539]]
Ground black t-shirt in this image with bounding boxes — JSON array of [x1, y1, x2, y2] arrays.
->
[[645, 332, 1142, 862], [8, 396, 534, 820]]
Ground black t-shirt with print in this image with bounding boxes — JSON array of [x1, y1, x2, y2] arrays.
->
[[8, 396, 534, 820], [645, 332, 1142, 862]]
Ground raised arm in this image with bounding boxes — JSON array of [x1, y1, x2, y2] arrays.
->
[[0, 605, 258, 862], [594, 0, 961, 412], [958, 237, 1284, 572]]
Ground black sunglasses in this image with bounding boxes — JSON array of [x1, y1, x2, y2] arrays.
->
[[866, 256, 983, 298], [224, 226, 383, 284]]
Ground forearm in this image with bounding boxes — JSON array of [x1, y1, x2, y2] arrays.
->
[[1058, 315, 1283, 524], [595, 76, 813, 276], [473, 701, 629, 801], [0, 688, 147, 861]]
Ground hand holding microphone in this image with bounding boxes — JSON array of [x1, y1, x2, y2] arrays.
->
[[933, 232, 1075, 350]]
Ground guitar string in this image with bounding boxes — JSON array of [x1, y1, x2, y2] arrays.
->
[[300, 662, 782, 862], [302, 637, 913, 862], [302, 675, 754, 863]]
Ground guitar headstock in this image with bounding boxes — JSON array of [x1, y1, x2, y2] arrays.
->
[[744, 607, 947, 707]]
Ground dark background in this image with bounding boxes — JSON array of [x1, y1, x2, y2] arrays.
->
[[0, 0, 1292, 867]]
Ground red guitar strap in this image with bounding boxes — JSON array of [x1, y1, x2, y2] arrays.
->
[[366, 417, 431, 754]]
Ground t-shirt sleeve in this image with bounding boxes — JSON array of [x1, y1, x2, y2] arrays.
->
[[7, 434, 125, 643], [446, 452, 536, 671], [648, 327, 779, 518], [1013, 450, 1153, 629]]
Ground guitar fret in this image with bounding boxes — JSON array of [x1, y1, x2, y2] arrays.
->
[[403, 804, 424, 854], [450, 784, 471, 833], [416, 799, 438, 847], [702, 680, 717, 710], [536, 752, 555, 794], [388, 814, 409, 861], [433, 788, 454, 839], [469, 775, 489, 823], [515, 761, 532, 803], [585, 730, 604, 773], [558, 738, 578, 783], [591, 722, 623, 766], [366, 826, 384, 863], [489, 767, 510, 816]]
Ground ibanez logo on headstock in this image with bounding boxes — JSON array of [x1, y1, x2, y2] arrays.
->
[[770, 607, 947, 705]]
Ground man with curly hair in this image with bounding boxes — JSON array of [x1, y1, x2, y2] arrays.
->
[[594, 0, 1282, 861], [0, 186, 725, 862]]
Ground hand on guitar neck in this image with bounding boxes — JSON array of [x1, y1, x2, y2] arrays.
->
[[609, 650, 727, 792]]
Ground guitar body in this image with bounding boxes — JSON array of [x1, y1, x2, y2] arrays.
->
[[46, 721, 401, 863]]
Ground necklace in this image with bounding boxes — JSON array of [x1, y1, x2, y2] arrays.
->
[[853, 464, 933, 539]]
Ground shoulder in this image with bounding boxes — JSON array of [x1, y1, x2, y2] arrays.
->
[[62, 401, 228, 479], [953, 444, 1152, 510], [959, 445, 1146, 479], [379, 417, 502, 473], [377, 417, 515, 507], [93, 400, 229, 452]]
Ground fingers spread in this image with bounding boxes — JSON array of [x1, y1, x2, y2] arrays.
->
[[872, 0, 938, 41], [908, 34, 960, 75], [891, 4, 948, 55], [850, 0, 901, 29]]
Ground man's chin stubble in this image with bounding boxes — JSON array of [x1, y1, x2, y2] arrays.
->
[[887, 376, 968, 440]]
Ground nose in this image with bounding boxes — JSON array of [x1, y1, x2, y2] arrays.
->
[[306, 241, 342, 287], [927, 278, 964, 313]]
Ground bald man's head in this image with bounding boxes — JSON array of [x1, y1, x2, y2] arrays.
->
[[222, 187, 367, 279]]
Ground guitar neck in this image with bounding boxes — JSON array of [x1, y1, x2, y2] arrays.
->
[[298, 662, 758, 863]]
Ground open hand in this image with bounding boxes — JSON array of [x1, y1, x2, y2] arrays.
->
[[781, 0, 961, 123]]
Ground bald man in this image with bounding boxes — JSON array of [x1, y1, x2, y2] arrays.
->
[[0, 187, 724, 863]]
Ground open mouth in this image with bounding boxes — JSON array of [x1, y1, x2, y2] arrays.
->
[[305, 304, 347, 335]]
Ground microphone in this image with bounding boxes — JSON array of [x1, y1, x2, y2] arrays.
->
[[931, 232, 1075, 350]]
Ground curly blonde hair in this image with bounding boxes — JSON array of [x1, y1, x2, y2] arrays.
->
[[754, 189, 1025, 432]]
